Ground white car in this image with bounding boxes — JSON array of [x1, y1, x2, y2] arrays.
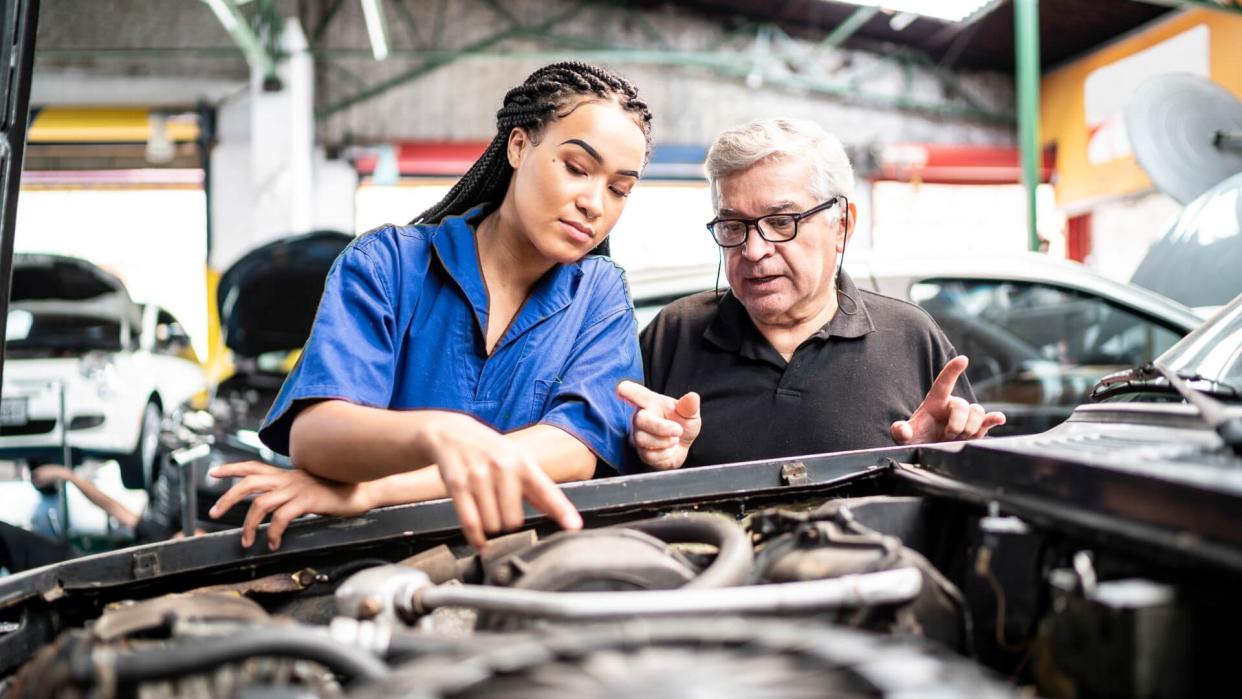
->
[[629, 251, 1203, 436], [0, 254, 206, 488]]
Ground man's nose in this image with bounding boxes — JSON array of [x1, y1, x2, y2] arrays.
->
[[740, 224, 773, 261]]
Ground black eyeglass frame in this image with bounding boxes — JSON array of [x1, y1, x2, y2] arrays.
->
[[705, 197, 844, 248]]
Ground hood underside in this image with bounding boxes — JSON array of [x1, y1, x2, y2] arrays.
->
[[217, 231, 353, 358]]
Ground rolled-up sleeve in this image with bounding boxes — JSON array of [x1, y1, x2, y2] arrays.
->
[[538, 280, 642, 472], [259, 240, 396, 454]]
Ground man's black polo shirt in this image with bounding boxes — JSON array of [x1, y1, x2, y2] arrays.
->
[[640, 272, 974, 467]]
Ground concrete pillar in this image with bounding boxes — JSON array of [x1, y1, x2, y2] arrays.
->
[[208, 18, 357, 270]]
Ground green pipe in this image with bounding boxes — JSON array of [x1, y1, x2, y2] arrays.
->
[[820, 6, 880, 49], [198, 0, 278, 85], [1015, 0, 1041, 252], [312, 0, 347, 45]]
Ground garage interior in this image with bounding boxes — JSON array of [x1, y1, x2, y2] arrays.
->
[[4, 0, 1240, 535], [1, 1, 1241, 696]]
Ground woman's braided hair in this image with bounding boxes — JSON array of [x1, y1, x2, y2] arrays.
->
[[411, 62, 653, 225]]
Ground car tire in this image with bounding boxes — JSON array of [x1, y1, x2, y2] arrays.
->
[[118, 400, 162, 490]]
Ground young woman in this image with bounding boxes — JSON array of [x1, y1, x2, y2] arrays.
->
[[209, 62, 652, 551]]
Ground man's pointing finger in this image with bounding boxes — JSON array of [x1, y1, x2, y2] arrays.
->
[[926, 355, 969, 404], [617, 380, 665, 412]]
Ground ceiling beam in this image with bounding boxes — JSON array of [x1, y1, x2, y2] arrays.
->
[[315, 0, 590, 120], [819, 6, 880, 49], [312, 45, 1015, 124], [200, 0, 280, 87]]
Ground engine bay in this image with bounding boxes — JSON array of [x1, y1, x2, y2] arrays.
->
[[3, 412, 1241, 698], [5, 424, 1239, 699]]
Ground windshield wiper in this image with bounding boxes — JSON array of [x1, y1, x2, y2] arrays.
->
[[1149, 361, 1242, 457], [1094, 364, 1241, 403], [1133, 364, 1241, 399]]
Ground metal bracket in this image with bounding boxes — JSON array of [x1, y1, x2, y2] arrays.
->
[[780, 462, 809, 487], [132, 551, 162, 579]]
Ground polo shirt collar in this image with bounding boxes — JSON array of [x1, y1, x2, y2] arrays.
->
[[703, 270, 876, 360], [812, 270, 876, 340], [432, 204, 580, 352]]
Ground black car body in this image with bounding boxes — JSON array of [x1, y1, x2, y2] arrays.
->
[[200, 228, 353, 462]]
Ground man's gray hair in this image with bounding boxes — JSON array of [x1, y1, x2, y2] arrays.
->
[[704, 118, 855, 209]]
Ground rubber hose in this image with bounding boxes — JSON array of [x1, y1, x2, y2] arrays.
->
[[620, 513, 753, 589], [110, 629, 390, 685]]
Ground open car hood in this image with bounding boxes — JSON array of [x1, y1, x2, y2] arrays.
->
[[8, 253, 142, 333], [11, 253, 130, 303], [216, 231, 353, 358]]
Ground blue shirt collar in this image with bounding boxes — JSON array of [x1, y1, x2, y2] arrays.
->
[[432, 204, 582, 353]]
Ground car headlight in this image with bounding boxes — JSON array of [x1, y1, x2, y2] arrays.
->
[[78, 352, 119, 398]]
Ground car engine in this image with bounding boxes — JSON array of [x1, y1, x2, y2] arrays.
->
[[5, 455, 1234, 699], [7, 503, 1025, 699]]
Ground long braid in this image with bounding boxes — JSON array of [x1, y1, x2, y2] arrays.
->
[[411, 62, 653, 225]]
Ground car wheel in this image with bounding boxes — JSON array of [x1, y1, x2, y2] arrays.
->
[[118, 400, 162, 490]]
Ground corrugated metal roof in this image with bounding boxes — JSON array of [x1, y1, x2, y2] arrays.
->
[[644, 0, 1174, 71]]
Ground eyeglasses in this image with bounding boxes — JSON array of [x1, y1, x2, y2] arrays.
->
[[706, 198, 843, 248]]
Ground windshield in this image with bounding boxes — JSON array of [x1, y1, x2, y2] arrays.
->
[[5, 310, 123, 354], [1160, 295, 1242, 392]]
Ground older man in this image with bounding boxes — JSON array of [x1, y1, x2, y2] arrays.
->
[[619, 119, 1005, 470]]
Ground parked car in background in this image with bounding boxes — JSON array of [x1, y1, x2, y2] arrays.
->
[[630, 252, 1202, 435], [0, 254, 206, 489]]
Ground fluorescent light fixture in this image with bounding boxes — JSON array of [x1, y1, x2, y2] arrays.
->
[[825, 0, 996, 23], [202, 0, 238, 31], [361, 0, 390, 61], [889, 11, 918, 31]]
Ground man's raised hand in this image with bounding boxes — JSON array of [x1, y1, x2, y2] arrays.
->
[[616, 380, 701, 471], [890, 355, 1006, 445]]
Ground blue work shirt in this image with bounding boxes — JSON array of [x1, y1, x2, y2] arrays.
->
[[259, 204, 642, 471]]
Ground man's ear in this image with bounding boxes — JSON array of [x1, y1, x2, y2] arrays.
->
[[837, 199, 858, 252], [507, 127, 531, 169]]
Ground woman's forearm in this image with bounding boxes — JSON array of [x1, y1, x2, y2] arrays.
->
[[361, 465, 447, 508], [510, 423, 596, 482], [359, 423, 596, 508], [290, 401, 599, 486], [288, 400, 452, 482]]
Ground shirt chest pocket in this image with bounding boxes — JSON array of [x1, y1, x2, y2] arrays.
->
[[529, 378, 557, 423]]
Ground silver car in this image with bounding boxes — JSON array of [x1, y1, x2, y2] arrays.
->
[[629, 252, 1202, 435]]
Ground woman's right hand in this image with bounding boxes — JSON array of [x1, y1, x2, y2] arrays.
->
[[208, 462, 374, 550], [418, 412, 582, 550]]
